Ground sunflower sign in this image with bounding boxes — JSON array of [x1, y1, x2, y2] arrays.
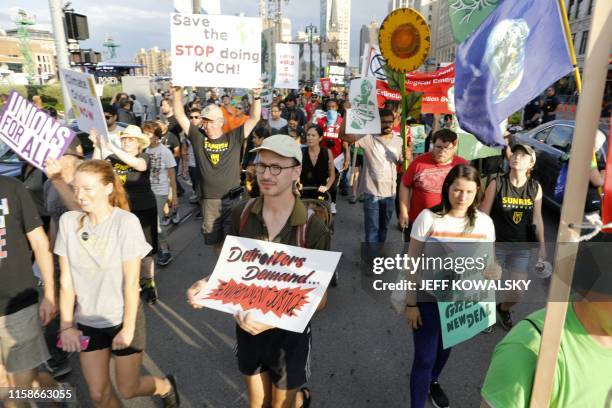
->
[[378, 8, 431, 73], [378, 8, 431, 170]]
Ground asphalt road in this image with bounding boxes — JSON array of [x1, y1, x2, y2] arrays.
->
[[55, 189, 561, 408]]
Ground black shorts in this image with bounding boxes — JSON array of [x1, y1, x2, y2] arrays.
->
[[236, 324, 311, 390], [133, 207, 158, 255], [77, 304, 146, 357]]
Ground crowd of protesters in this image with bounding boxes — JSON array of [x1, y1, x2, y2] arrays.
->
[[0, 83, 609, 408]]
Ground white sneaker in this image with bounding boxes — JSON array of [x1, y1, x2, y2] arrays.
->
[[172, 211, 180, 224], [189, 194, 198, 204], [331, 202, 337, 214]]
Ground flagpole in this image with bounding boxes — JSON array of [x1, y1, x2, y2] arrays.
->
[[529, 0, 612, 406], [557, 0, 582, 93]]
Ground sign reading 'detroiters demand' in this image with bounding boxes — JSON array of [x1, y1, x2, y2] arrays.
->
[[171, 13, 262, 88], [195, 235, 342, 333], [0, 90, 75, 169]]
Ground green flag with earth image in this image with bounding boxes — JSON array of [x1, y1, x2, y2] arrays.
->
[[448, 0, 502, 43]]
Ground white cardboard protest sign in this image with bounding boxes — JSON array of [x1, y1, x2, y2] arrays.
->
[[60, 69, 108, 141], [195, 235, 341, 333], [0, 90, 76, 170], [170, 13, 261, 88], [346, 78, 380, 134], [274, 43, 299, 89]]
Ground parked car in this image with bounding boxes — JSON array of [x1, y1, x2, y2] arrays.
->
[[512, 120, 608, 211], [0, 141, 23, 177]]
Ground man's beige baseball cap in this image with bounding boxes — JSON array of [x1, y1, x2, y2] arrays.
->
[[250, 134, 303, 164], [202, 104, 224, 121]]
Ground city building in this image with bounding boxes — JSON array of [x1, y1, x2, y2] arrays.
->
[[431, 0, 455, 65], [388, 0, 416, 12], [0, 27, 57, 84], [133, 46, 171, 77], [359, 19, 379, 61], [320, 0, 351, 64]]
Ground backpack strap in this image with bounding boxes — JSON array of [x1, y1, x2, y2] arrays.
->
[[295, 208, 315, 248], [239, 198, 258, 235]]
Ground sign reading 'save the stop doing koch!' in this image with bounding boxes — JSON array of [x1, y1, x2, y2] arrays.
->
[[170, 13, 262, 88]]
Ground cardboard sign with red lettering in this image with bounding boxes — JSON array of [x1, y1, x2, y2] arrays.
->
[[0, 90, 75, 170], [320, 78, 332, 96], [405, 64, 455, 93], [171, 13, 261, 88], [274, 43, 299, 89], [194, 235, 341, 333]]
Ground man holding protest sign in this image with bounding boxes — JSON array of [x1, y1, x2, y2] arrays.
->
[[170, 84, 261, 255], [339, 108, 408, 246], [187, 135, 331, 408]]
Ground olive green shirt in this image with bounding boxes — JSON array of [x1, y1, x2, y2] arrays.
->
[[231, 196, 330, 250]]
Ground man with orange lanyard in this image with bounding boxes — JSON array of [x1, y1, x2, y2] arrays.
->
[[316, 98, 349, 214]]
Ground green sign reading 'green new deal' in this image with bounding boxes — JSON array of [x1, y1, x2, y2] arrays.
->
[[448, 0, 502, 43]]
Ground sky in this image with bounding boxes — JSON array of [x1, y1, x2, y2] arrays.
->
[[0, 0, 389, 67]]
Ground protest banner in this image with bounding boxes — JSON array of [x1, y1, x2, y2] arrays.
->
[[421, 93, 452, 114], [195, 235, 342, 333], [0, 90, 76, 170], [438, 301, 495, 348], [60, 68, 108, 141], [405, 64, 454, 93], [346, 78, 380, 134], [320, 78, 331, 96], [170, 13, 261, 89], [274, 43, 299, 89], [376, 80, 401, 108]]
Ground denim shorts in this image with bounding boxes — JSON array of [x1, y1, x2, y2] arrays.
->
[[0, 304, 50, 373]]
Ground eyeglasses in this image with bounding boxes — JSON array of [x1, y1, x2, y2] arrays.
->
[[189, 116, 201, 120], [433, 144, 455, 151], [254, 163, 298, 176], [104, 114, 114, 119]]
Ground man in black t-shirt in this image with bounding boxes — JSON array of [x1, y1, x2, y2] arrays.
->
[[281, 95, 307, 127], [0, 176, 56, 396], [522, 97, 542, 129], [171, 84, 262, 255], [542, 87, 561, 123], [160, 97, 183, 137]]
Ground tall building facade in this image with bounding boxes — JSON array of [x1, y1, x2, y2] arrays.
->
[[359, 19, 379, 61], [431, 0, 455, 65], [567, 0, 595, 70], [388, 0, 417, 12], [320, 0, 351, 64], [134, 46, 171, 77]]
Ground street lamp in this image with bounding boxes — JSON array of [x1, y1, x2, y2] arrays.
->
[[305, 24, 317, 86]]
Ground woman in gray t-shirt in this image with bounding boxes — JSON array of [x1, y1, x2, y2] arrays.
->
[[55, 160, 179, 407]]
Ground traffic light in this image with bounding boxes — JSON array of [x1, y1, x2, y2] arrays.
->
[[64, 12, 89, 41]]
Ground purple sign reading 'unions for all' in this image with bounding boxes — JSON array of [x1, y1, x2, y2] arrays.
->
[[0, 90, 75, 170]]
